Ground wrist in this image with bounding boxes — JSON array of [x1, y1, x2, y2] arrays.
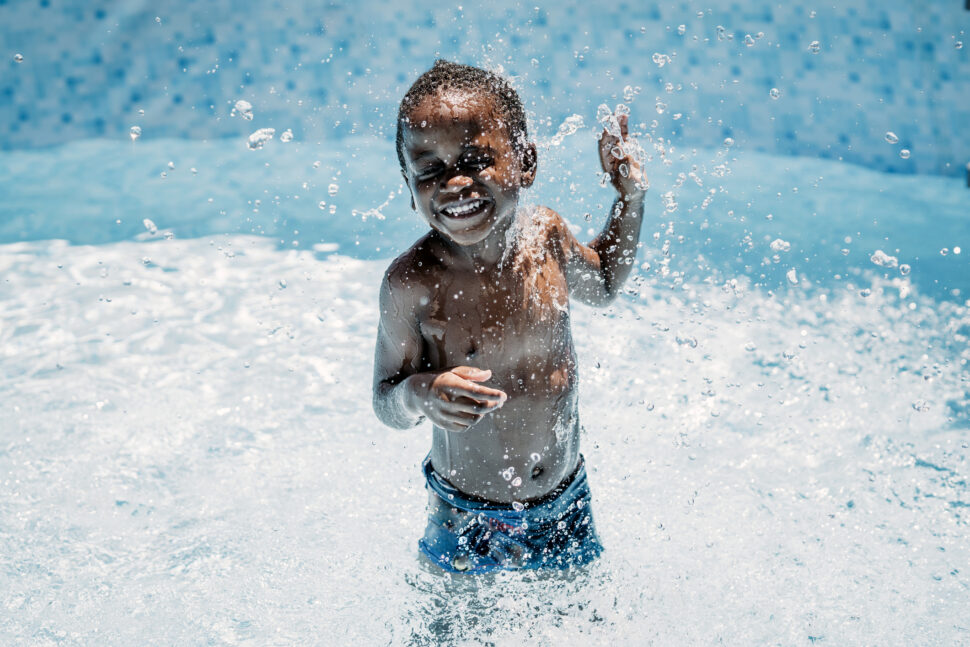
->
[[401, 374, 426, 420]]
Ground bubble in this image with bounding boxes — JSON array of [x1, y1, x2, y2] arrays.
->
[[786, 269, 798, 285], [142, 219, 157, 235], [14, 53, 24, 63], [808, 40, 821, 54], [885, 131, 899, 144], [899, 264, 911, 275], [677, 24, 686, 35], [247, 127, 275, 150], [233, 99, 254, 121], [279, 129, 294, 143], [899, 149, 911, 159], [770, 238, 791, 252], [328, 183, 339, 196], [129, 126, 142, 141], [318, 201, 327, 210], [723, 137, 735, 147], [769, 88, 781, 100], [870, 249, 898, 268]]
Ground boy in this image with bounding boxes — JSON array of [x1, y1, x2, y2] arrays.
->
[[372, 60, 646, 574]]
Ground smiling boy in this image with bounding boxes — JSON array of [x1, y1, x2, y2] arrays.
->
[[373, 60, 646, 573]]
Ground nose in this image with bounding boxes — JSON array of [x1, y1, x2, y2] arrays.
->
[[441, 174, 473, 192]]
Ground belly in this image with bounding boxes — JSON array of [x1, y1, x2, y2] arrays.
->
[[430, 365, 581, 503]]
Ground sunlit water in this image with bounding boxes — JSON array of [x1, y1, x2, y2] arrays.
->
[[1, 134, 968, 645]]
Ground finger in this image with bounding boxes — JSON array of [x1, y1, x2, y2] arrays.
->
[[619, 114, 629, 138], [445, 382, 508, 403], [438, 411, 480, 432], [451, 366, 491, 381], [446, 396, 502, 416]]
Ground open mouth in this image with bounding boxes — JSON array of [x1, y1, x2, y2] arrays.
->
[[438, 197, 492, 220]]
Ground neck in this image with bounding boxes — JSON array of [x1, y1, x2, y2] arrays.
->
[[439, 210, 518, 272]]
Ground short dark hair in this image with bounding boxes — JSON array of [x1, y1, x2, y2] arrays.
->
[[395, 60, 529, 174]]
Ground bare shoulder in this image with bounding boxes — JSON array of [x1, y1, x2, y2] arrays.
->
[[531, 205, 579, 260], [380, 232, 441, 308]]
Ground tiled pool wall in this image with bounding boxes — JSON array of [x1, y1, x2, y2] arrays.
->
[[1, 0, 968, 176]]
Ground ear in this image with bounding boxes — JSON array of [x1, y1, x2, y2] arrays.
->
[[401, 170, 416, 210], [520, 143, 537, 188]]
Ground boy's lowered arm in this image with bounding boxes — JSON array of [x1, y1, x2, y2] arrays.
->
[[372, 269, 426, 429], [562, 112, 646, 306]]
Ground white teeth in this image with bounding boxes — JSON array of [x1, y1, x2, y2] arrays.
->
[[443, 199, 486, 216]]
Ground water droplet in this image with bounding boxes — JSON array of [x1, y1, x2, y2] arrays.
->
[[655, 101, 667, 114], [530, 452, 541, 462], [615, 103, 630, 118], [677, 24, 686, 35], [280, 128, 294, 143], [770, 238, 791, 252], [808, 40, 821, 54], [769, 88, 781, 100], [899, 149, 911, 159], [142, 218, 157, 235], [954, 246, 962, 255], [512, 501, 525, 512], [531, 57, 539, 67], [940, 248, 949, 256], [956, 41, 964, 50], [599, 172, 610, 188], [744, 34, 755, 47], [278, 279, 287, 289], [233, 99, 254, 121], [786, 269, 798, 284], [511, 477, 522, 487], [885, 131, 899, 144], [716, 25, 727, 41], [912, 400, 929, 412], [129, 126, 142, 141], [318, 201, 328, 210], [870, 249, 898, 268], [247, 127, 275, 150], [14, 53, 24, 63], [167, 161, 175, 170], [723, 137, 735, 148], [651, 52, 670, 67], [328, 183, 339, 196], [661, 191, 678, 213], [154, 16, 161, 23], [859, 288, 871, 297], [618, 163, 630, 177], [899, 264, 911, 275]]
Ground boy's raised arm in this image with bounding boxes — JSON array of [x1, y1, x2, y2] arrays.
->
[[562, 113, 647, 305]]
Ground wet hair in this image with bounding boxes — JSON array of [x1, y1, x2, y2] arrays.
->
[[395, 60, 529, 173]]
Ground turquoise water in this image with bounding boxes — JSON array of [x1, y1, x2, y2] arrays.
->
[[1, 129, 968, 644]]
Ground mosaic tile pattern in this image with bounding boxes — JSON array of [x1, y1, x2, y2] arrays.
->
[[1, 0, 968, 176]]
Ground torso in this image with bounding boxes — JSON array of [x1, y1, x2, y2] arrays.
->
[[408, 213, 581, 503]]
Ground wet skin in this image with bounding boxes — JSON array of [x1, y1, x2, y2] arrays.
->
[[373, 89, 646, 503]]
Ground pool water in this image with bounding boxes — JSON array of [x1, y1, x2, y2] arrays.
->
[[1, 130, 968, 644]]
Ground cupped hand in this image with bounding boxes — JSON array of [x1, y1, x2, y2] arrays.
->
[[598, 113, 648, 197], [410, 366, 507, 432]]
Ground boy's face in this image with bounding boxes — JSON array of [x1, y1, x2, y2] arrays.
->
[[401, 89, 535, 248]]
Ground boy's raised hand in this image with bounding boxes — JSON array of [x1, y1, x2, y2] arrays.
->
[[409, 366, 507, 433], [598, 113, 648, 197]]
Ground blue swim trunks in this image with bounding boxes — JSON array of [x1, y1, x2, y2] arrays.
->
[[418, 455, 603, 574]]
